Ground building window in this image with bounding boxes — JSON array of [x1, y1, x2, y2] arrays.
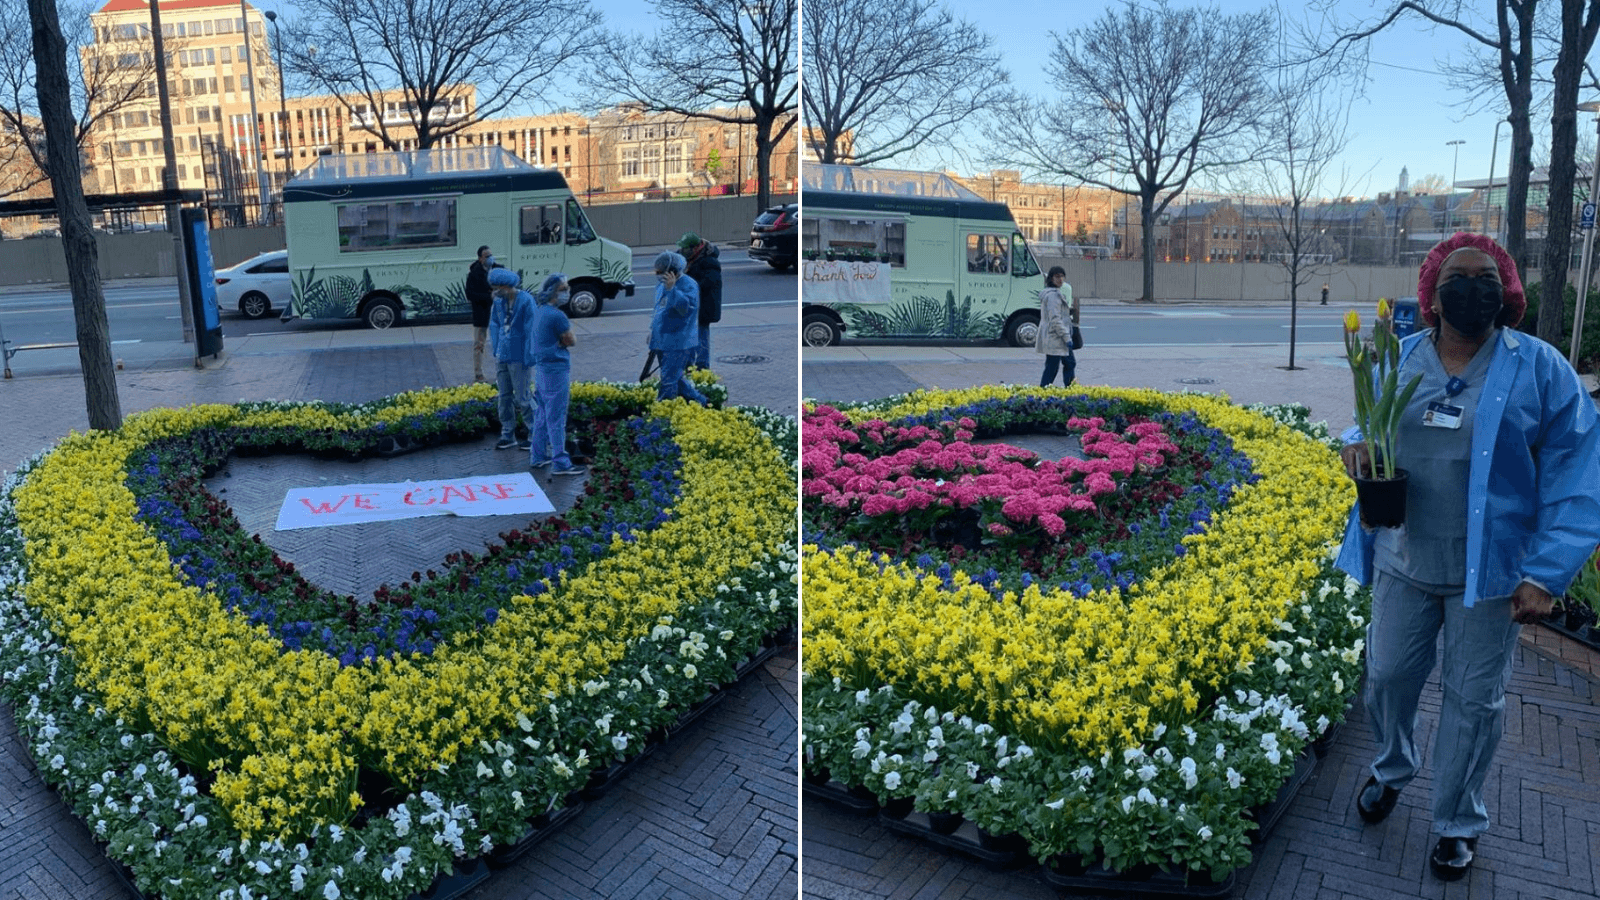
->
[[220, 47, 232, 63]]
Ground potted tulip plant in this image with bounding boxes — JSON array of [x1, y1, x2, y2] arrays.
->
[[1343, 298, 1423, 526]]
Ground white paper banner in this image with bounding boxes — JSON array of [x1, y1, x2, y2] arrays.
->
[[802, 260, 892, 304], [274, 473, 555, 531]]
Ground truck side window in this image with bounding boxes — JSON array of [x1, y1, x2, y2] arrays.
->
[[564, 200, 596, 245], [336, 198, 456, 252], [967, 234, 1008, 274], [519, 204, 563, 245]]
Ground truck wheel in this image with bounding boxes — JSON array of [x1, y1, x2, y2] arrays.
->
[[363, 297, 401, 329], [803, 312, 841, 347], [239, 291, 271, 319], [567, 286, 602, 318], [1004, 312, 1040, 348]]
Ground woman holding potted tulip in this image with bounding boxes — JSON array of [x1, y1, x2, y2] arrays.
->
[[1334, 232, 1600, 881]]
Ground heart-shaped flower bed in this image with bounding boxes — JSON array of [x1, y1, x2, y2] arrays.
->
[[0, 380, 797, 900], [801, 385, 1368, 879]]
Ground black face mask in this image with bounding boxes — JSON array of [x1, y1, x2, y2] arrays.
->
[[1436, 275, 1503, 337]]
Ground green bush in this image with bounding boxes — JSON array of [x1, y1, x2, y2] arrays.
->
[[1518, 282, 1600, 372]]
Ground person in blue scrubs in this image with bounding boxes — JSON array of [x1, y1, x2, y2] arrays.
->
[[527, 273, 584, 476], [1336, 232, 1600, 881]]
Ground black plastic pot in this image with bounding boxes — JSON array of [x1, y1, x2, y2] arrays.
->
[[1354, 468, 1409, 527]]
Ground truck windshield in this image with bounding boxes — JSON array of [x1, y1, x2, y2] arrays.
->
[[565, 200, 596, 245], [1012, 234, 1041, 278]]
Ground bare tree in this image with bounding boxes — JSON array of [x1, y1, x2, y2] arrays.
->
[[1251, 70, 1353, 370], [990, 0, 1275, 303], [0, 0, 166, 197], [588, 0, 797, 211], [1315, 3, 1538, 292], [280, 0, 590, 153], [1411, 173, 1452, 195], [26, 0, 120, 429], [802, 0, 1005, 166]]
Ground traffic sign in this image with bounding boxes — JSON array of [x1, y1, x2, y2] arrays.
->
[[1583, 201, 1596, 230]]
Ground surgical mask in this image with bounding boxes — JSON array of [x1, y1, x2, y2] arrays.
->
[[556, 290, 570, 304], [656, 273, 669, 284], [1436, 275, 1503, 337]]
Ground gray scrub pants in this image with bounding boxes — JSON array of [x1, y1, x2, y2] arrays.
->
[[1365, 569, 1521, 837]]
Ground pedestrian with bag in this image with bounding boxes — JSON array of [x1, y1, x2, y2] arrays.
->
[[1335, 232, 1600, 881], [649, 251, 710, 406], [487, 268, 536, 449], [466, 245, 495, 382], [1035, 265, 1080, 387], [679, 233, 722, 369], [527, 273, 585, 476]]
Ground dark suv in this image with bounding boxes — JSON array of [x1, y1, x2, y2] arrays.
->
[[748, 202, 798, 270]]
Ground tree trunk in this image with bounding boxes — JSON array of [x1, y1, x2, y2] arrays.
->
[[28, 0, 121, 430], [754, 117, 774, 212], [1138, 192, 1156, 302], [1500, 0, 1537, 277], [1538, 0, 1600, 345]]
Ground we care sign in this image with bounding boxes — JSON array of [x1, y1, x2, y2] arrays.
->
[[274, 473, 555, 531]]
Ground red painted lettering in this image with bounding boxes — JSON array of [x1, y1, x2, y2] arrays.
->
[[439, 485, 477, 504], [299, 496, 349, 514], [352, 493, 378, 510]]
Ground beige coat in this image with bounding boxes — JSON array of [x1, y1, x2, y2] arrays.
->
[[1034, 284, 1077, 355]]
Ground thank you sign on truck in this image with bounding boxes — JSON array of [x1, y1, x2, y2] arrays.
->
[[803, 260, 892, 304]]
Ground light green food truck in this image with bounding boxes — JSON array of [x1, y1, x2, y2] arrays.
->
[[281, 147, 633, 328], [800, 164, 1043, 347]]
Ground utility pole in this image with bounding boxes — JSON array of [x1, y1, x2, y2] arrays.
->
[[149, 0, 196, 347], [1446, 139, 1464, 232], [264, 10, 291, 190], [239, 0, 268, 223]]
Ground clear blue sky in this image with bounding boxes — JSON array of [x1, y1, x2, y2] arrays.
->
[[903, 0, 1563, 200]]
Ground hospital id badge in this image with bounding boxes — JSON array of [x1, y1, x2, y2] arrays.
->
[[1422, 401, 1463, 429]]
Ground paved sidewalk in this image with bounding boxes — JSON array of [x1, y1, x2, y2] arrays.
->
[[0, 305, 799, 899], [800, 341, 1600, 900]]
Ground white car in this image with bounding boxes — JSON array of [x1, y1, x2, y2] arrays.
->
[[214, 249, 290, 319]]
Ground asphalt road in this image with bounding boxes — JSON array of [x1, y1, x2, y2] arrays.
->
[[0, 249, 797, 347]]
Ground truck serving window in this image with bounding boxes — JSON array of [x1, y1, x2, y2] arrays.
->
[[337, 198, 457, 252]]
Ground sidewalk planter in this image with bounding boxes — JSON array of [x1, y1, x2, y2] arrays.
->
[[0, 379, 796, 900], [802, 387, 1368, 886]]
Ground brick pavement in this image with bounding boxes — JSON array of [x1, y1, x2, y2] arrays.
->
[[0, 305, 799, 899], [800, 340, 1600, 900]]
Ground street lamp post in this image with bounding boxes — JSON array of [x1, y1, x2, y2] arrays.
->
[[1486, 119, 1507, 239], [1446, 139, 1465, 233], [263, 11, 291, 195], [238, 0, 268, 224], [1569, 100, 1600, 369]]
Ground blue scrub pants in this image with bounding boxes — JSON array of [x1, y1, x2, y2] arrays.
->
[[496, 361, 534, 440], [529, 364, 572, 469], [1364, 569, 1521, 837], [656, 348, 709, 405]]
